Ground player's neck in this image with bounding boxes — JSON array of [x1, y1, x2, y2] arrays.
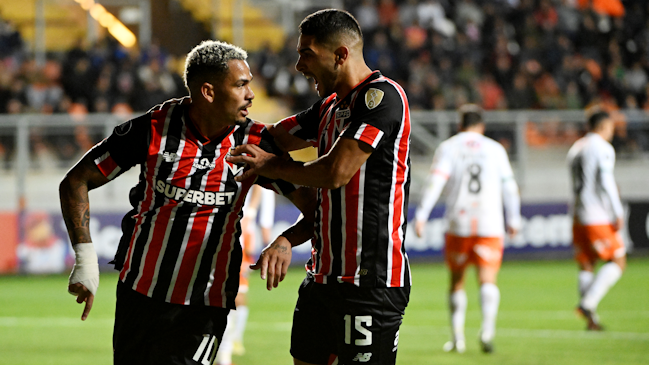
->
[[462, 125, 485, 135], [591, 129, 613, 142], [186, 106, 232, 141], [335, 62, 373, 100]]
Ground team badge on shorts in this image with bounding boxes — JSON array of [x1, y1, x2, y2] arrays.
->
[[365, 88, 384, 110]]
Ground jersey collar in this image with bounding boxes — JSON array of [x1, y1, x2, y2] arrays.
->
[[333, 70, 382, 109], [182, 106, 237, 146]]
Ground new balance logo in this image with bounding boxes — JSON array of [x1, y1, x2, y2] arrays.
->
[[193, 157, 215, 170], [352, 353, 372, 362], [162, 151, 176, 163]]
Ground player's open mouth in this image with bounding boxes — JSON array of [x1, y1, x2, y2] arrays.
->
[[241, 103, 251, 116]]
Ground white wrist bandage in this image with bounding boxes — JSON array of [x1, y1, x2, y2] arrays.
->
[[68, 242, 100, 296]]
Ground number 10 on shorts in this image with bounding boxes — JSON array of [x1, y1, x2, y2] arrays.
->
[[344, 315, 373, 346]]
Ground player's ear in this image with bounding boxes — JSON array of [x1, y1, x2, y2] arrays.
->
[[200, 82, 215, 103], [334, 46, 349, 65]]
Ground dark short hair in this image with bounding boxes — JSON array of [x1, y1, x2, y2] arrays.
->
[[586, 106, 610, 130], [299, 9, 363, 47], [183, 40, 248, 92], [458, 104, 484, 129]]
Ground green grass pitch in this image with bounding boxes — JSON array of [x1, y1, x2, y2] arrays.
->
[[1, 257, 648, 365]]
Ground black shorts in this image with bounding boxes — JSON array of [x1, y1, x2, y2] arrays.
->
[[290, 275, 410, 365], [113, 281, 230, 365]]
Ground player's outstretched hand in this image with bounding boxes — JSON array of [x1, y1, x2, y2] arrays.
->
[[613, 217, 624, 231], [68, 242, 99, 321], [414, 220, 426, 238], [251, 236, 292, 291], [68, 283, 95, 321], [227, 145, 280, 182], [507, 226, 518, 238]]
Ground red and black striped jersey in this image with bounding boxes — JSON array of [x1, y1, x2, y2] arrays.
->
[[279, 71, 412, 288], [89, 97, 296, 309]]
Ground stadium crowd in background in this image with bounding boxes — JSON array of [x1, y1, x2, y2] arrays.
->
[[1, 0, 649, 163]]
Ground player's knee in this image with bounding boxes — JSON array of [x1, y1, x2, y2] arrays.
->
[[612, 256, 626, 272]]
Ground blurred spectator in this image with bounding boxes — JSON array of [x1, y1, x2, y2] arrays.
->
[[557, 0, 581, 39], [623, 62, 648, 106], [418, 0, 456, 37], [476, 74, 507, 110], [398, 0, 419, 26], [0, 16, 24, 59], [353, 0, 380, 34], [507, 72, 538, 109], [377, 0, 399, 27]]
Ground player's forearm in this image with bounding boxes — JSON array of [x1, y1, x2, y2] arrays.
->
[[60, 175, 93, 245], [268, 123, 311, 152], [283, 187, 316, 246], [280, 217, 314, 248], [274, 156, 352, 189], [59, 156, 109, 245]]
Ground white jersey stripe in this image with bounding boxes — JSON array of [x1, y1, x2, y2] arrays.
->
[[354, 162, 367, 286]]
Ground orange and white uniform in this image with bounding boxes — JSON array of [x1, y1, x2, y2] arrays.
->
[[415, 131, 521, 270], [239, 194, 257, 293], [567, 133, 625, 264]]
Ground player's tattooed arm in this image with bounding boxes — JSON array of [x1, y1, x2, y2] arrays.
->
[[251, 187, 316, 290], [282, 186, 317, 246], [59, 153, 110, 245]]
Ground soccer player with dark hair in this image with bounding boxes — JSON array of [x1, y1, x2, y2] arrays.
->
[[227, 8, 411, 365], [567, 106, 626, 331], [59, 40, 314, 365], [413, 104, 521, 353]]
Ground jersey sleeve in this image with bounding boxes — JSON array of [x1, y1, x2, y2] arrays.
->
[[88, 114, 151, 180], [277, 98, 327, 145], [414, 142, 451, 222], [341, 82, 405, 149], [598, 146, 624, 219], [429, 140, 454, 178], [496, 145, 521, 230]]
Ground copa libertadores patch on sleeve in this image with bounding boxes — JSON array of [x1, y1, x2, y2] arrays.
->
[[365, 88, 384, 110]]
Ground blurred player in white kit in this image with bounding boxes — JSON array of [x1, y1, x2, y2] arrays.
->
[[567, 106, 626, 331], [414, 104, 521, 353], [216, 185, 276, 365]]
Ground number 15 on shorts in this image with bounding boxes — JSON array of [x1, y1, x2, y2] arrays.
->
[[344, 315, 372, 346]]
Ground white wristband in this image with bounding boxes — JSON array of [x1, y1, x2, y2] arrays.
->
[[68, 242, 100, 296]]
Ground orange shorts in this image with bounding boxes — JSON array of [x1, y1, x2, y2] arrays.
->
[[572, 223, 625, 265], [444, 234, 504, 271]]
